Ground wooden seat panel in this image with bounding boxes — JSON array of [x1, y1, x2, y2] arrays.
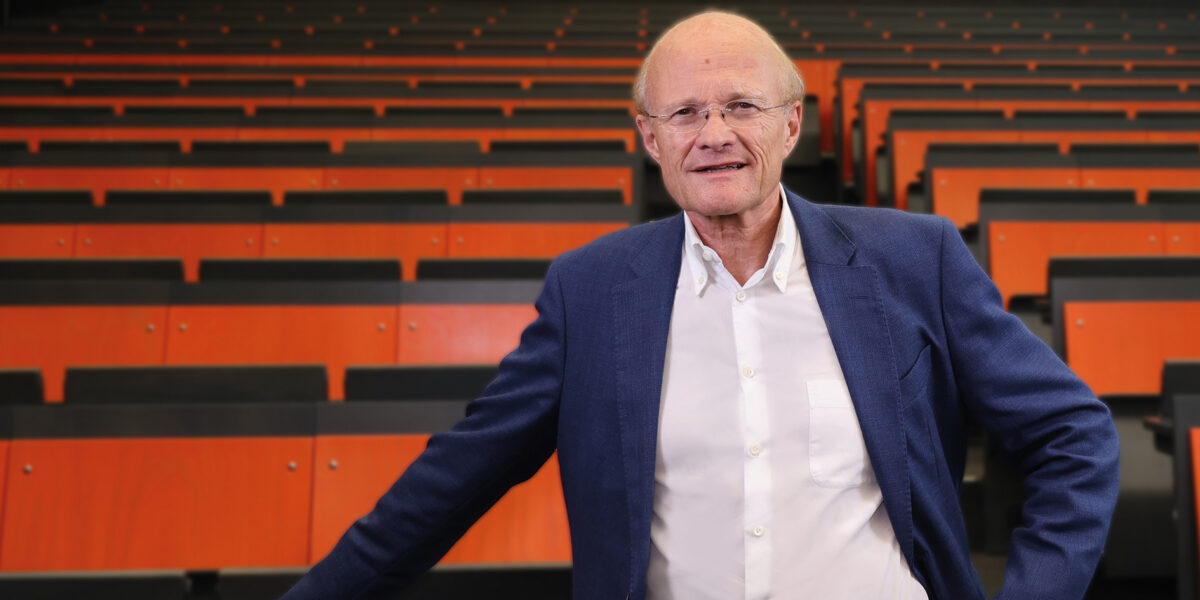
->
[[0, 224, 76, 258], [1064, 301, 1200, 396], [988, 221, 1166, 305], [75, 223, 264, 282], [165, 305, 398, 400], [1, 436, 313, 571], [446, 222, 626, 258], [0, 306, 168, 402], [398, 304, 536, 365], [310, 435, 569, 565], [262, 223, 447, 282]]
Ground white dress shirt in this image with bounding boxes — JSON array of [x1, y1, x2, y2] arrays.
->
[[646, 186, 928, 600]]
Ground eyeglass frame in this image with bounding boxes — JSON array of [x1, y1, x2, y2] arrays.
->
[[641, 99, 796, 133]]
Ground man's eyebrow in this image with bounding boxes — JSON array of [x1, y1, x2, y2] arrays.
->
[[658, 92, 769, 108], [724, 90, 768, 101], [658, 97, 701, 108]]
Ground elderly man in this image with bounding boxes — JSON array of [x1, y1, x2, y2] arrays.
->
[[285, 11, 1118, 600]]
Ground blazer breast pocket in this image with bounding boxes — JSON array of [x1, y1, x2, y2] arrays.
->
[[808, 379, 875, 488]]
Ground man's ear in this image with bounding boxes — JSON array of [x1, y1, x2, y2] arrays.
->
[[782, 100, 803, 155], [635, 113, 661, 164]]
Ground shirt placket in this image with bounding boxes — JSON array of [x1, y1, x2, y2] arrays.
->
[[732, 279, 772, 600]]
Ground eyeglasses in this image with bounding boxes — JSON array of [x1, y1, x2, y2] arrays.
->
[[644, 99, 792, 133]]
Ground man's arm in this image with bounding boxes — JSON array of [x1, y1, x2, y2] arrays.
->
[[936, 218, 1120, 600], [283, 262, 568, 600]]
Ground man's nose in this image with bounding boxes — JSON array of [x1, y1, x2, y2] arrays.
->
[[696, 108, 735, 148]]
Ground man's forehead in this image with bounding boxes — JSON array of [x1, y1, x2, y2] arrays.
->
[[646, 43, 775, 105]]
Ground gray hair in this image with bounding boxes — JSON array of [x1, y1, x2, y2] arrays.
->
[[633, 10, 805, 114]]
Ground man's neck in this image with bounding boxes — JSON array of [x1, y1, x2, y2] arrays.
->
[[686, 193, 783, 286]]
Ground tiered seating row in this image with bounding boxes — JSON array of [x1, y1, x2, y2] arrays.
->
[[0, 365, 569, 572], [838, 65, 1200, 203], [925, 144, 1200, 228], [886, 110, 1200, 211], [0, 142, 641, 206], [0, 274, 548, 401], [0, 192, 632, 280], [979, 191, 1200, 305]]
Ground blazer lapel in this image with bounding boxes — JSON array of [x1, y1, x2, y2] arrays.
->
[[790, 193, 913, 558], [611, 214, 684, 591]]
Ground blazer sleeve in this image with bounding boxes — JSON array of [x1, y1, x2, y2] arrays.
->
[[282, 261, 568, 600], [936, 218, 1120, 600]]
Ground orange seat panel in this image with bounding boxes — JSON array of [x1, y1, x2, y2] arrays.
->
[[477, 167, 633, 205], [6, 166, 634, 208], [165, 305, 398, 400], [262, 223, 448, 281], [442, 453, 569, 564], [0, 437, 313, 571], [934, 167, 1081, 229], [0, 225, 76, 258], [75, 223, 264, 281], [310, 435, 570, 565], [398, 304, 536, 365], [891, 130, 1020, 210], [890, 129, 1200, 210], [1082, 169, 1200, 204], [0, 306, 169, 402], [446, 222, 626, 258], [0, 440, 7, 567], [1192, 427, 1200, 578], [988, 222, 1165, 306], [1064, 301, 1200, 396], [1166, 224, 1200, 255]]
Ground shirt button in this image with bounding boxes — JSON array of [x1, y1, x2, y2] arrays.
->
[[735, 291, 747, 302], [749, 444, 762, 456], [702, 251, 714, 262], [696, 276, 705, 286], [752, 526, 765, 537], [742, 365, 755, 378], [774, 271, 785, 281]]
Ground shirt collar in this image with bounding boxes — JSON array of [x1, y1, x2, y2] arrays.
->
[[681, 183, 798, 295]]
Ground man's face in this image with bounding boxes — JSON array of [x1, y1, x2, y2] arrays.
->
[[635, 31, 802, 218]]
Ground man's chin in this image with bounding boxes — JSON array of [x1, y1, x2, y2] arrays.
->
[[679, 200, 752, 219], [674, 189, 764, 218]]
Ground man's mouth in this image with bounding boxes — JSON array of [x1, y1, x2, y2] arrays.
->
[[694, 162, 746, 173]]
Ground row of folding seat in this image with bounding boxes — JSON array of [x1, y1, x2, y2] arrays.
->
[[0, 143, 641, 205], [23, 4, 1200, 35], [978, 190, 1200, 306], [18, 28, 1199, 47], [884, 110, 1200, 211], [0, 565, 570, 600], [923, 144, 1200, 227], [3, 363, 503, 404], [0, 77, 635, 97], [0, 363, 570, 572], [857, 88, 1200, 207], [836, 65, 1200, 202], [6, 46, 1198, 164], [0, 269, 541, 401], [5, 34, 1200, 155]]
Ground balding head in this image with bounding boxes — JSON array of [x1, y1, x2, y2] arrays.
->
[[633, 11, 804, 114]]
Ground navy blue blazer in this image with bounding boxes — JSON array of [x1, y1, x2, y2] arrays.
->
[[285, 191, 1119, 600]]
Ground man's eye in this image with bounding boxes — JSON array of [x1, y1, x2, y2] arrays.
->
[[732, 101, 761, 112], [672, 108, 695, 117]]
